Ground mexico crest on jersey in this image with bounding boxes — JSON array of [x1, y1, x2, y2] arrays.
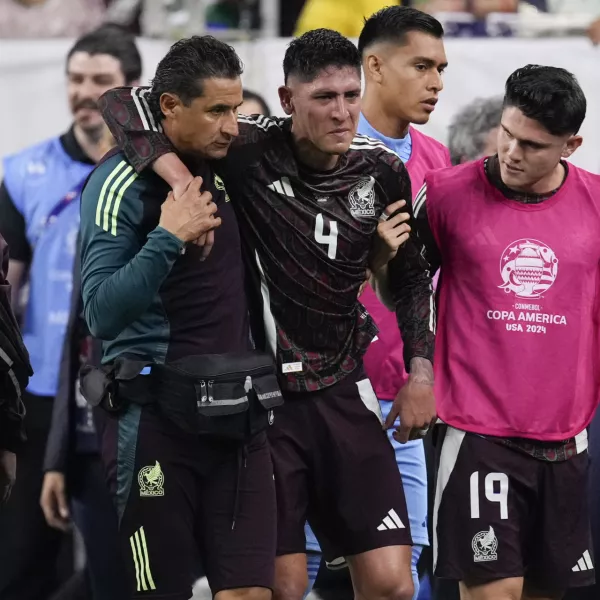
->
[[349, 176, 376, 218]]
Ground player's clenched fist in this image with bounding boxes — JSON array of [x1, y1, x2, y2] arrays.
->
[[159, 176, 221, 243], [370, 200, 412, 272]]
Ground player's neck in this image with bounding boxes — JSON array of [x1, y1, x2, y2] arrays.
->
[[292, 136, 339, 171], [73, 124, 108, 163], [361, 93, 410, 139]]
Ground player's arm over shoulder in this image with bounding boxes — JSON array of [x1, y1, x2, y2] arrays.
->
[[148, 113, 288, 189], [218, 114, 288, 175], [235, 113, 286, 142], [99, 87, 175, 173], [80, 154, 183, 341]]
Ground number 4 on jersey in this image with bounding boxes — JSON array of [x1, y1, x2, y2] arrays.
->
[[314, 213, 338, 259]]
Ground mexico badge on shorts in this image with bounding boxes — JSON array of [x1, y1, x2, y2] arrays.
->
[[472, 526, 498, 563], [138, 461, 165, 497]]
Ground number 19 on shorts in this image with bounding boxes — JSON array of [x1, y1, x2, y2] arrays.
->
[[470, 472, 509, 520]]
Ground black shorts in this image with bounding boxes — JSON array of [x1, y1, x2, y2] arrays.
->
[[99, 404, 276, 599], [270, 366, 412, 561], [433, 426, 594, 593]]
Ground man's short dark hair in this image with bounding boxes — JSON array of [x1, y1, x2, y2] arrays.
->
[[283, 29, 361, 84], [504, 65, 586, 136], [358, 6, 444, 55], [243, 89, 271, 115], [66, 24, 142, 84], [149, 36, 244, 119]]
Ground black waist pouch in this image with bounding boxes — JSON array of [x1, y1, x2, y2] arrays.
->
[[79, 352, 284, 440]]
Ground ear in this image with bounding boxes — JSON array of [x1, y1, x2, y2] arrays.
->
[[562, 135, 583, 158], [278, 86, 293, 116], [364, 53, 384, 83], [159, 92, 181, 119]]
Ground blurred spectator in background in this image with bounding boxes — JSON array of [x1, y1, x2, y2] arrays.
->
[[447, 96, 503, 164], [294, 0, 400, 37], [103, 0, 143, 34], [0, 24, 141, 600], [415, 0, 517, 17], [104, 0, 264, 38], [542, 0, 600, 12], [518, 0, 600, 44], [414, 0, 600, 42], [205, 0, 261, 30], [588, 17, 600, 43], [41, 220, 129, 600], [280, 0, 307, 36], [240, 89, 271, 115], [0, 0, 106, 38], [537, 0, 600, 45]]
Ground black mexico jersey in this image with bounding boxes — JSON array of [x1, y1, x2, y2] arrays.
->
[[100, 88, 435, 392]]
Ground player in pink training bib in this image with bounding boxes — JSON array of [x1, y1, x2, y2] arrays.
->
[[354, 7, 449, 600], [414, 65, 598, 599]]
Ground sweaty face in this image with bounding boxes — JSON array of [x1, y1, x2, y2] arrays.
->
[[67, 52, 127, 132], [369, 32, 447, 126], [281, 66, 361, 157], [163, 77, 242, 159], [497, 106, 581, 192]]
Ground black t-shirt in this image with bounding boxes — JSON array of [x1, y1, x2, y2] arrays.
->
[[0, 127, 94, 265]]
